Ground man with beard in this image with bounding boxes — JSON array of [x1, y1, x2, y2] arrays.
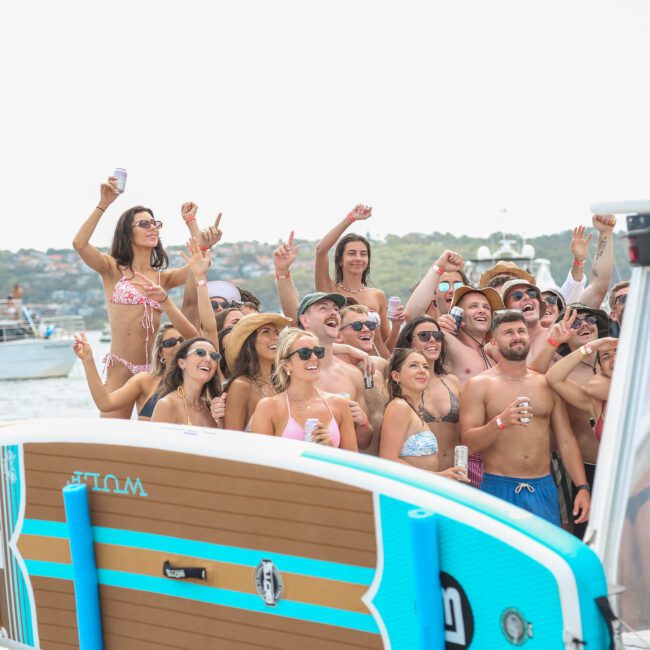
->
[[460, 310, 590, 525], [336, 304, 388, 455], [297, 292, 374, 450], [608, 280, 629, 338], [404, 250, 468, 321]]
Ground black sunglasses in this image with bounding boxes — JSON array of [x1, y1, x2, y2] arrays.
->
[[161, 336, 184, 348], [571, 315, 598, 329], [510, 289, 539, 301], [416, 330, 445, 343], [286, 346, 325, 361], [614, 294, 627, 306], [340, 320, 378, 332], [211, 300, 232, 310], [544, 295, 562, 307], [188, 348, 221, 362], [439, 281, 464, 292], [132, 219, 163, 230]]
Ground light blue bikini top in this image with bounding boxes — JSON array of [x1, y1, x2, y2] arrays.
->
[[400, 430, 439, 458]]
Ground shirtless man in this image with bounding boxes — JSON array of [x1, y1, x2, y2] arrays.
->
[[336, 304, 388, 455], [298, 292, 373, 450], [460, 310, 590, 526]]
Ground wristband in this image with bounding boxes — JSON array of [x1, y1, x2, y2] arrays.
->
[[431, 264, 444, 276], [275, 271, 291, 280], [96, 205, 105, 213], [195, 279, 206, 287], [573, 258, 585, 266], [347, 212, 356, 223], [160, 292, 169, 304], [580, 344, 593, 357], [199, 246, 209, 252], [183, 215, 196, 224], [575, 483, 590, 493], [496, 417, 505, 430], [546, 337, 561, 348]]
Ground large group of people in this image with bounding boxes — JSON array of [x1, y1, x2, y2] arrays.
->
[[71, 175, 630, 536]]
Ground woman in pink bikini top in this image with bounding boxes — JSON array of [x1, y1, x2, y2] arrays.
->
[[72, 176, 206, 419], [250, 328, 358, 451]]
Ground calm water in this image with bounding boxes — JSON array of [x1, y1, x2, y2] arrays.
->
[[0, 330, 112, 421]]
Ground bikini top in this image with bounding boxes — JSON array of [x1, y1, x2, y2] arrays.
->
[[420, 377, 460, 424], [594, 401, 607, 442], [138, 392, 159, 419], [111, 272, 162, 311], [400, 430, 439, 458], [282, 393, 341, 448]]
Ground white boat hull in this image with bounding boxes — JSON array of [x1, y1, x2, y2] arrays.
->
[[0, 339, 76, 380]]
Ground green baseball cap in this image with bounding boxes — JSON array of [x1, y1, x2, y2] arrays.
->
[[296, 292, 347, 323]]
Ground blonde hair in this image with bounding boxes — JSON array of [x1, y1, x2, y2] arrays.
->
[[272, 327, 319, 392], [341, 304, 369, 320]]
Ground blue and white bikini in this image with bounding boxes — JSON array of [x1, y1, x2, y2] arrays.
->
[[400, 430, 439, 458]]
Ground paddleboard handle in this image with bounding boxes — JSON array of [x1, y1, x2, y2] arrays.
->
[[163, 561, 207, 581]]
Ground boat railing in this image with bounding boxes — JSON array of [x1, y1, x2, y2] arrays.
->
[[0, 302, 84, 343]]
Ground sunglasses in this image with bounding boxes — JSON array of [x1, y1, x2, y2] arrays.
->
[[614, 294, 627, 306], [232, 301, 259, 312], [286, 346, 325, 361], [188, 348, 221, 362], [544, 296, 562, 307], [439, 281, 464, 292], [211, 300, 232, 310], [340, 320, 378, 332], [161, 336, 184, 348], [132, 219, 163, 230], [571, 315, 598, 329], [510, 289, 539, 302], [416, 330, 445, 343]]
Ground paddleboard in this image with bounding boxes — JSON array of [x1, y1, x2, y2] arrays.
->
[[0, 418, 612, 649]]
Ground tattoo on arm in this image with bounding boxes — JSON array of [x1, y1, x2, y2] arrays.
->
[[590, 237, 608, 280]]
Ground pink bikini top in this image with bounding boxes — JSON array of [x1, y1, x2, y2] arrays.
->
[[111, 273, 162, 310], [282, 392, 341, 448]]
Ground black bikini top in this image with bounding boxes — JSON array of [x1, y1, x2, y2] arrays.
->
[[420, 377, 460, 424]]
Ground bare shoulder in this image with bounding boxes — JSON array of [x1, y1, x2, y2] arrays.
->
[[443, 372, 463, 393], [324, 393, 347, 412], [228, 375, 254, 394], [384, 398, 412, 417], [368, 287, 387, 302], [151, 393, 178, 422], [373, 356, 388, 373]]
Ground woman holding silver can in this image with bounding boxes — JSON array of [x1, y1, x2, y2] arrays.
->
[[380, 348, 468, 481], [395, 316, 463, 471], [250, 328, 358, 450], [72, 176, 207, 418]]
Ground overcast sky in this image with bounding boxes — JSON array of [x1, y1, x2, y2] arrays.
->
[[1, 0, 648, 251]]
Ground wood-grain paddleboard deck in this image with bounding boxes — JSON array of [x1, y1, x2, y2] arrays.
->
[[0, 418, 611, 649]]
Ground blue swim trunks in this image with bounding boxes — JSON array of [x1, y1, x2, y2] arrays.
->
[[481, 472, 561, 526]]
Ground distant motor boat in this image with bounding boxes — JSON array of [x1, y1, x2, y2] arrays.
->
[[0, 300, 82, 381], [99, 324, 111, 343]]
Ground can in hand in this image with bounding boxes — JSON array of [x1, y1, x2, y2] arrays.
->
[[304, 418, 319, 443], [387, 296, 401, 319], [363, 367, 374, 389], [517, 397, 531, 424], [454, 445, 469, 474], [113, 168, 127, 193], [450, 306, 464, 332]]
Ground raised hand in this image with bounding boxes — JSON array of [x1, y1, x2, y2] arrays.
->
[[133, 271, 168, 304], [99, 177, 120, 208], [273, 230, 301, 274], [548, 306, 577, 345], [181, 202, 198, 222], [210, 393, 227, 423], [592, 214, 616, 233], [347, 204, 372, 221], [200, 213, 223, 249], [181, 238, 211, 277], [387, 304, 406, 324], [571, 225, 592, 262], [498, 396, 533, 428], [72, 331, 93, 362], [590, 336, 619, 353], [438, 313, 460, 335], [435, 250, 465, 273]]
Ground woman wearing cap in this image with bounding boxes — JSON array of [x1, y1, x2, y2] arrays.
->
[[395, 317, 462, 471], [151, 337, 226, 427], [224, 313, 291, 431], [250, 328, 357, 450], [540, 289, 566, 329], [380, 348, 468, 481], [314, 205, 392, 357], [72, 179, 217, 418]]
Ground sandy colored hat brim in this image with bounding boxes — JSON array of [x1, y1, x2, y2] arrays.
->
[[450, 286, 505, 313], [225, 312, 292, 371], [207, 280, 241, 302], [479, 262, 536, 289]]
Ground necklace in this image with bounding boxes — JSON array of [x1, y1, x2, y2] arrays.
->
[[462, 330, 493, 369], [289, 391, 318, 412], [177, 386, 192, 425], [336, 282, 366, 294], [580, 360, 597, 374], [253, 376, 275, 398]]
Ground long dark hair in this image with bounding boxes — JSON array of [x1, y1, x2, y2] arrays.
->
[[218, 326, 233, 378], [110, 205, 169, 271], [157, 337, 222, 401], [395, 316, 447, 376], [334, 234, 371, 286], [385, 348, 428, 415], [225, 330, 264, 390]]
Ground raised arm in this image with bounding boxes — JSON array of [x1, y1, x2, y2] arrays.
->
[[530, 307, 577, 374], [404, 250, 464, 321], [579, 215, 616, 308], [72, 177, 120, 275], [314, 204, 372, 292], [273, 231, 300, 324]]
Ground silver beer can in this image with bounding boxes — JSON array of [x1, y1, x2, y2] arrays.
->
[[304, 418, 319, 442], [450, 306, 464, 331], [387, 296, 401, 319], [517, 397, 531, 424], [454, 445, 469, 473], [113, 167, 127, 193], [363, 367, 374, 389]]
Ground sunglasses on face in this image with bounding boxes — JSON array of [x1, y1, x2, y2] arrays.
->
[[415, 330, 445, 343], [439, 281, 464, 292], [286, 346, 326, 361], [571, 315, 598, 329], [510, 289, 539, 302], [211, 300, 231, 310], [188, 348, 221, 362], [544, 296, 561, 307], [161, 336, 184, 348], [132, 219, 163, 230], [614, 294, 627, 306], [340, 320, 378, 332]]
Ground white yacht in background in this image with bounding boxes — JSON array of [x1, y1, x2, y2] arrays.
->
[[0, 300, 82, 381]]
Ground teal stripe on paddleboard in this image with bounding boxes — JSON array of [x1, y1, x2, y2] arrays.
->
[[24, 560, 378, 633], [22, 519, 375, 586]]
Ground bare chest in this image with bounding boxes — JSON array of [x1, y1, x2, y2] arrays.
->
[[317, 365, 357, 398], [486, 380, 554, 420]]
